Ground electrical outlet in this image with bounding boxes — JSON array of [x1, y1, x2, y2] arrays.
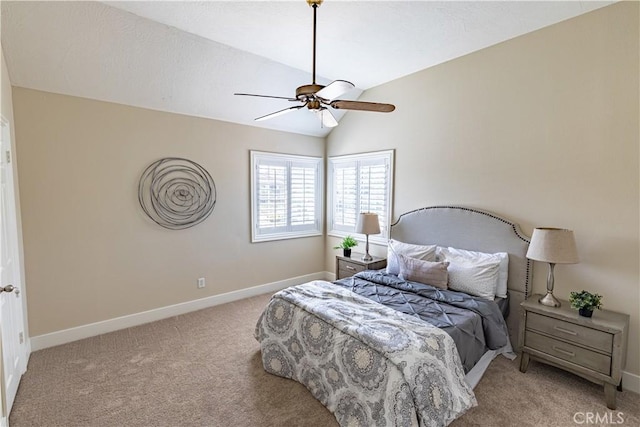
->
[[197, 278, 206, 288]]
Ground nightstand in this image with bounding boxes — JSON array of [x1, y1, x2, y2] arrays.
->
[[519, 295, 629, 409], [335, 253, 386, 280]]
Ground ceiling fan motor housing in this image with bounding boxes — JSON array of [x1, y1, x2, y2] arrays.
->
[[296, 84, 324, 101]]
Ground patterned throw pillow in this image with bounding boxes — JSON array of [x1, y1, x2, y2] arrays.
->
[[397, 254, 449, 289], [446, 260, 500, 300]]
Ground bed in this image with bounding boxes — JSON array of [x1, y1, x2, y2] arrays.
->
[[254, 206, 532, 426]]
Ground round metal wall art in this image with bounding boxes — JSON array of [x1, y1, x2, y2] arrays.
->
[[138, 157, 216, 230]]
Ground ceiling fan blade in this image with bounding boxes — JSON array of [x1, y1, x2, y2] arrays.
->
[[330, 100, 396, 113], [315, 108, 338, 128], [235, 93, 298, 101], [315, 80, 355, 101], [255, 105, 304, 122]]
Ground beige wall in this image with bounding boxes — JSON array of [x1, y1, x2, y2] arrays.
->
[[12, 89, 325, 337], [327, 2, 639, 376]]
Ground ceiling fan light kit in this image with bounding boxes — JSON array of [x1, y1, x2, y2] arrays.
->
[[235, 0, 395, 128]]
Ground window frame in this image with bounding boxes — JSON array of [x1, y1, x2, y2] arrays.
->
[[327, 150, 394, 245], [250, 150, 323, 243]]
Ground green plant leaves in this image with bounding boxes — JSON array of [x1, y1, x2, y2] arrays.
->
[[333, 235, 359, 250], [569, 290, 603, 310]]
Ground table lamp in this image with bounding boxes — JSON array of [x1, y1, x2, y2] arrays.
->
[[526, 227, 579, 307], [355, 213, 380, 261]]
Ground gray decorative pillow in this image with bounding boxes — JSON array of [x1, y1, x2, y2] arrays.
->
[[397, 254, 449, 289]]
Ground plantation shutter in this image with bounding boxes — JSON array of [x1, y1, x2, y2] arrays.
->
[[332, 160, 358, 232], [328, 151, 393, 241], [359, 158, 389, 235], [290, 165, 317, 226], [256, 159, 288, 232], [251, 152, 322, 242]]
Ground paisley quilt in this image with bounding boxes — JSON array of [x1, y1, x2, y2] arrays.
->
[[254, 280, 477, 427]]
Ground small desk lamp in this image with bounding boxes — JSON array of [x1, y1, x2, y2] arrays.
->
[[526, 227, 579, 307], [355, 213, 380, 261]]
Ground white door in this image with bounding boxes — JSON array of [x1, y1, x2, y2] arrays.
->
[[0, 116, 27, 425]]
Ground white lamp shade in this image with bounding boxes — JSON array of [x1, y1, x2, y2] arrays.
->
[[355, 213, 380, 235], [526, 228, 579, 264]]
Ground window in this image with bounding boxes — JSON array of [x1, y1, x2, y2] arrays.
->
[[328, 150, 394, 244], [251, 151, 323, 242]]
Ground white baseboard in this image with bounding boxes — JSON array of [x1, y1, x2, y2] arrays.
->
[[623, 370, 640, 394], [31, 272, 331, 352]]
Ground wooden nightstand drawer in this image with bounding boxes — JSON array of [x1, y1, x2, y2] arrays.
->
[[338, 260, 366, 276], [335, 254, 386, 280], [525, 331, 611, 375], [527, 312, 613, 353]]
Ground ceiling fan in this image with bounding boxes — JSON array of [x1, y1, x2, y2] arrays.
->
[[234, 0, 395, 128]]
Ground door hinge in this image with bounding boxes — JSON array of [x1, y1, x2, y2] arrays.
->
[[5, 150, 10, 164], [19, 332, 24, 344]]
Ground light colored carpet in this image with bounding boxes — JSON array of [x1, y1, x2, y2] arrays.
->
[[10, 293, 640, 426]]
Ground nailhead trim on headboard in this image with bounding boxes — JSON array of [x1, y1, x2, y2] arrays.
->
[[391, 206, 532, 297]]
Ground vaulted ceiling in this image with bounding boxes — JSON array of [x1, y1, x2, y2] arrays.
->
[[1, 1, 614, 137]]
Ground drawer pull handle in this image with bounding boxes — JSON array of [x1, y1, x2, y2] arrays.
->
[[554, 326, 577, 336], [345, 265, 356, 271], [552, 346, 575, 357]]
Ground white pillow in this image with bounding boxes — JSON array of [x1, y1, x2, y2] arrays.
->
[[447, 260, 501, 300], [438, 247, 509, 298], [397, 254, 449, 289], [386, 239, 437, 276]]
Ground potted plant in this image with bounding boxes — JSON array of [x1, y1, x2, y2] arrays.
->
[[569, 290, 603, 318], [333, 235, 358, 257]]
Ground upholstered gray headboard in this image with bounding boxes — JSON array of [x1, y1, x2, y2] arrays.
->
[[390, 206, 532, 346]]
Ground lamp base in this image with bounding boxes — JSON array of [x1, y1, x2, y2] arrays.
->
[[539, 292, 561, 308], [362, 234, 373, 261]]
